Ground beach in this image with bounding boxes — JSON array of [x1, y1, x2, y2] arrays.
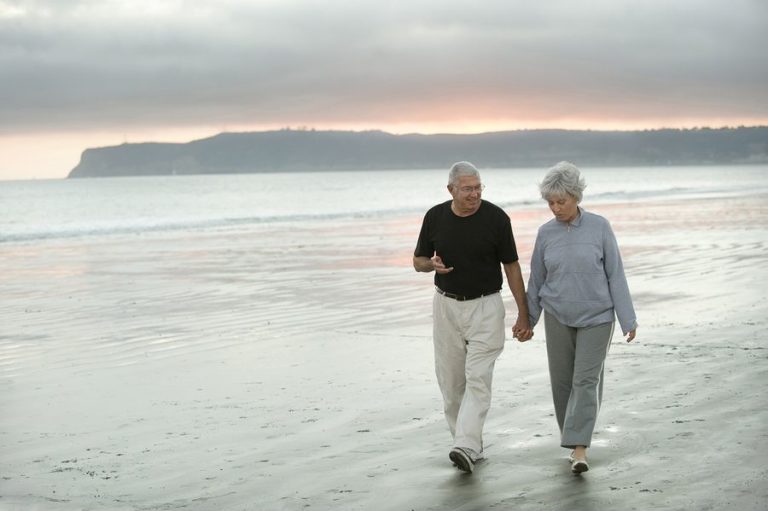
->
[[1, 189, 767, 510]]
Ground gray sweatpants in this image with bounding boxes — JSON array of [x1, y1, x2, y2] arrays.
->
[[544, 311, 614, 449]]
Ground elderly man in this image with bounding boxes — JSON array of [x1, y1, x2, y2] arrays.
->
[[413, 161, 532, 474]]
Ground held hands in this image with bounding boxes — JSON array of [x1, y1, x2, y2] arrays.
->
[[512, 317, 533, 343], [431, 255, 454, 274]]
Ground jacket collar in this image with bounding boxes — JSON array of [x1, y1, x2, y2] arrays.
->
[[559, 206, 584, 228]]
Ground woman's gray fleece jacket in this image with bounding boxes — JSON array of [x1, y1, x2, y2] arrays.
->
[[527, 207, 637, 335]]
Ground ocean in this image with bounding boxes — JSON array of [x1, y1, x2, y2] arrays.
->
[[1, 165, 766, 244], [2, 164, 768, 511]]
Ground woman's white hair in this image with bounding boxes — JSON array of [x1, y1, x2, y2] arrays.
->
[[539, 161, 587, 203], [448, 161, 480, 187]]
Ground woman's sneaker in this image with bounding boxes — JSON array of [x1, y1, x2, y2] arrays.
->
[[571, 458, 589, 474]]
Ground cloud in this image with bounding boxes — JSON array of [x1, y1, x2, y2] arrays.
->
[[1, 0, 767, 135]]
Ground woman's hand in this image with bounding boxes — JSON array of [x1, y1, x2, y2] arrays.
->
[[625, 328, 636, 342], [513, 317, 533, 342]]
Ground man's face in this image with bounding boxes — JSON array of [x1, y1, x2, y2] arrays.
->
[[449, 175, 483, 213]]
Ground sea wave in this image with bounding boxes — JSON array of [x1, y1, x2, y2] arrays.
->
[[0, 206, 428, 244], [2, 166, 766, 244]]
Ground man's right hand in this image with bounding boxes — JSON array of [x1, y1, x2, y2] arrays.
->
[[431, 255, 454, 274]]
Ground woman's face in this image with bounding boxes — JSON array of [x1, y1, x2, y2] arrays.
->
[[547, 194, 579, 223]]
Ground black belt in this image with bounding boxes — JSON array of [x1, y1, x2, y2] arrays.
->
[[435, 287, 499, 301]]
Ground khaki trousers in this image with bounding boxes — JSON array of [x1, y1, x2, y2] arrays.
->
[[432, 291, 505, 453]]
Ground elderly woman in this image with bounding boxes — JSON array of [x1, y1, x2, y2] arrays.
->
[[526, 161, 637, 475]]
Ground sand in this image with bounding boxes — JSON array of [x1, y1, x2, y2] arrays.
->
[[1, 192, 767, 510]]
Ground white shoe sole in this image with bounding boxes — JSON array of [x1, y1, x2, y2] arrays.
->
[[449, 448, 474, 473]]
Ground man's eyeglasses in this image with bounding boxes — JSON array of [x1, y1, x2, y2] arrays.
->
[[458, 184, 485, 194]]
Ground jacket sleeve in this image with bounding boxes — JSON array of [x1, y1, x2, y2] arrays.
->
[[602, 221, 637, 334], [526, 231, 546, 327]]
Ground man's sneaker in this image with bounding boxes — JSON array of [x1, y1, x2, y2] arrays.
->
[[449, 447, 475, 473]]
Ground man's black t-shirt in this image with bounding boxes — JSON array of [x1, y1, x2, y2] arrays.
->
[[414, 200, 519, 297]]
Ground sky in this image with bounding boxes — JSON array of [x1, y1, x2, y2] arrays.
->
[[1, 0, 767, 180]]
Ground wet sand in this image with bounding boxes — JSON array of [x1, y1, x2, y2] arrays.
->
[[1, 192, 767, 510]]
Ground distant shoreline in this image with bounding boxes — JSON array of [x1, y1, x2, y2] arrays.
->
[[67, 126, 768, 178]]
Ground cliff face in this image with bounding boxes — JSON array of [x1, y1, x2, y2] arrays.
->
[[70, 143, 187, 178], [67, 127, 768, 178]]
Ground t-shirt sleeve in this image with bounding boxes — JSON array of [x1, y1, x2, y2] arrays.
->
[[497, 212, 519, 264], [414, 210, 434, 258]]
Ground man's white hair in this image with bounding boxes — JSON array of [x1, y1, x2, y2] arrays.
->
[[448, 161, 480, 187]]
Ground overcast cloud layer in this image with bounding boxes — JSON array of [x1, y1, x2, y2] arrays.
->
[[2, 0, 768, 135]]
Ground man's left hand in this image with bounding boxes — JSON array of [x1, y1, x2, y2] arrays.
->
[[512, 318, 533, 342]]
